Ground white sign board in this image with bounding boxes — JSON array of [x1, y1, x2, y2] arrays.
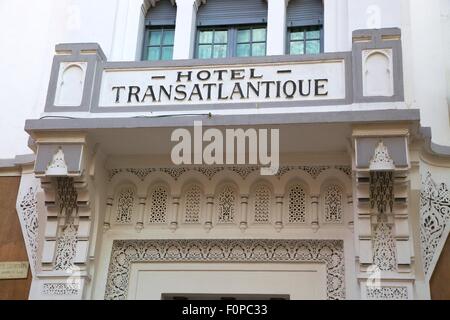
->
[[98, 59, 346, 107]]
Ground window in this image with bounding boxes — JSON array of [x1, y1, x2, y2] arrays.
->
[[236, 27, 266, 57], [197, 29, 228, 59], [286, 0, 323, 54], [142, 0, 176, 61], [144, 27, 175, 61], [288, 26, 322, 55], [196, 26, 267, 59]]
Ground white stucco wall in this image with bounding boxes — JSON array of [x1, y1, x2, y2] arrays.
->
[[0, 0, 449, 159], [0, 0, 118, 158]]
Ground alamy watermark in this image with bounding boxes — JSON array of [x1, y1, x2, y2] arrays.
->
[[171, 121, 279, 175]]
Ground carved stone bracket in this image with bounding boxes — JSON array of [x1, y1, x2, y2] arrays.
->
[[29, 133, 95, 299], [353, 129, 413, 299]]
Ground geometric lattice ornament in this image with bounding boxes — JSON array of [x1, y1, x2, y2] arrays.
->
[[184, 184, 202, 224], [253, 184, 271, 223], [288, 184, 307, 223], [324, 184, 343, 223], [148, 185, 168, 224]]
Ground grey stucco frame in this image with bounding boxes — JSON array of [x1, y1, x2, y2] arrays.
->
[[44, 43, 106, 113], [89, 51, 354, 113], [26, 109, 420, 132], [43, 28, 405, 113], [352, 28, 404, 103]]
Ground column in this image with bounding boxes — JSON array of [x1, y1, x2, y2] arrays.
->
[[111, 0, 146, 61], [347, 195, 354, 230], [274, 195, 284, 232], [103, 196, 114, 231], [323, 0, 349, 52], [266, 0, 288, 56], [170, 196, 180, 231], [240, 195, 249, 231], [173, 0, 199, 59], [311, 195, 319, 232], [135, 196, 146, 232], [204, 195, 214, 231]]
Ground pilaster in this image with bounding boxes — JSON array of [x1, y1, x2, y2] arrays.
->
[[27, 132, 96, 300], [173, 0, 201, 59], [352, 125, 415, 300], [266, 0, 288, 56]]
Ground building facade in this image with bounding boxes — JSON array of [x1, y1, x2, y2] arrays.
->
[[0, 0, 450, 300]]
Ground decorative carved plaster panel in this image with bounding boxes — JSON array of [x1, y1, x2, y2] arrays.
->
[[54, 223, 78, 271], [366, 286, 408, 300], [17, 185, 39, 274], [369, 141, 395, 171], [253, 184, 271, 223], [42, 283, 80, 295], [369, 171, 394, 214], [108, 165, 352, 181], [56, 177, 78, 218], [216, 184, 237, 224], [104, 239, 345, 300], [372, 218, 397, 271], [115, 187, 136, 224], [46, 147, 69, 176], [287, 184, 307, 223], [420, 172, 450, 275], [323, 185, 343, 223]]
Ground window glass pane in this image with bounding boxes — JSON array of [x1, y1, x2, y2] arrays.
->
[[290, 31, 304, 41], [162, 30, 175, 45], [252, 28, 266, 42], [252, 43, 266, 56], [306, 30, 320, 40], [161, 46, 173, 60], [236, 43, 251, 57], [147, 47, 160, 60], [214, 31, 227, 44], [237, 29, 251, 43], [149, 31, 162, 45], [306, 40, 320, 54], [199, 31, 213, 44], [290, 41, 304, 55], [198, 45, 212, 58], [213, 45, 227, 58]]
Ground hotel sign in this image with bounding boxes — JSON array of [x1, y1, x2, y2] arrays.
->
[[0, 261, 29, 280], [98, 59, 347, 107]]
